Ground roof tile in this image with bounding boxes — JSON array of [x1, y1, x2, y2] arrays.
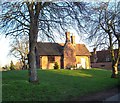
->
[[36, 42, 91, 56]]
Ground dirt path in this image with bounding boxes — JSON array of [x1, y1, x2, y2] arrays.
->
[[73, 87, 119, 101]]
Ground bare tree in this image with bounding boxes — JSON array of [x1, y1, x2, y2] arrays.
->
[[99, 3, 120, 78], [9, 36, 29, 70], [0, 1, 87, 83], [85, 1, 120, 78]]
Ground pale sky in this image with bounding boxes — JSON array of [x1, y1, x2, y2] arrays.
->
[[0, 35, 17, 67]]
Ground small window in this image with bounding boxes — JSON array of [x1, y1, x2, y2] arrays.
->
[[48, 56, 55, 63]]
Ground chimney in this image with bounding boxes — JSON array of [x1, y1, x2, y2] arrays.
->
[[71, 35, 75, 45], [65, 32, 70, 43], [93, 48, 98, 63]]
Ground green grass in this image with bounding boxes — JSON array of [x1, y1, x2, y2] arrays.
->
[[2, 68, 119, 101]]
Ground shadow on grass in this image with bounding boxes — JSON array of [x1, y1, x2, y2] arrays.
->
[[2, 69, 119, 101]]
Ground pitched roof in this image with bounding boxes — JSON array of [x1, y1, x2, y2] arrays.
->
[[75, 44, 91, 56], [36, 42, 91, 56], [90, 49, 118, 63], [36, 42, 63, 56]]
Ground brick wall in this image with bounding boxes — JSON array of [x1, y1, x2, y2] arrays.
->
[[91, 62, 112, 70], [63, 42, 76, 68]]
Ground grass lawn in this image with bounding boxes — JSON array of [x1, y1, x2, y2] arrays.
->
[[2, 68, 119, 101]]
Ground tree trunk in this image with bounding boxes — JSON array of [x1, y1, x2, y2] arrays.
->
[[110, 45, 119, 78], [107, 32, 118, 78], [28, 29, 38, 83], [28, 18, 39, 83], [111, 47, 120, 78], [26, 2, 46, 83], [28, 47, 38, 82], [21, 56, 26, 70], [111, 62, 118, 78]]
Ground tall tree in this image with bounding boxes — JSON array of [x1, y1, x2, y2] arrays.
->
[[85, 1, 120, 78], [99, 2, 120, 78], [0, 1, 86, 82]]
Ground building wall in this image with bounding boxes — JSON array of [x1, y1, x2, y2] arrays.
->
[[40, 55, 90, 69], [55, 56, 61, 69], [40, 56, 61, 69], [91, 62, 112, 70], [91, 62, 120, 70], [41, 56, 48, 69], [76, 56, 90, 69], [63, 42, 76, 69]]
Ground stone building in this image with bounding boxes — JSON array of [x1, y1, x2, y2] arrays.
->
[[36, 32, 91, 69]]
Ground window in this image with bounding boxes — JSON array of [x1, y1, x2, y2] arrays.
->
[[48, 56, 55, 63]]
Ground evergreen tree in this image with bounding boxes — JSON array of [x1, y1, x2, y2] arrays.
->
[[10, 61, 15, 70]]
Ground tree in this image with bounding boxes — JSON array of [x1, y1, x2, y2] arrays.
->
[[10, 61, 15, 70], [85, 1, 120, 78], [15, 61, 23, 70], [9, 36, 29, 70], [54, 62, 59, 69], [0, 2, 87, 83], [98, 2, 120, 78]]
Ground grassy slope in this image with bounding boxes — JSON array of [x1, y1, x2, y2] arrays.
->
[[2, 68, 119, 101]]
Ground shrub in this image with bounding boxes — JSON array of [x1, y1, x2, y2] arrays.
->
[[54, 62, 59, 69], [2, 65, 9, 71]]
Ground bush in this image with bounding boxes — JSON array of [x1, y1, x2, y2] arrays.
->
[[54, 62, 59, 69], [2, 65, 9, 71]]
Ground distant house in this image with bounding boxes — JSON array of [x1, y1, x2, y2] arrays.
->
[[90, 49, 120, 70], [36, 32, 91, 69]]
